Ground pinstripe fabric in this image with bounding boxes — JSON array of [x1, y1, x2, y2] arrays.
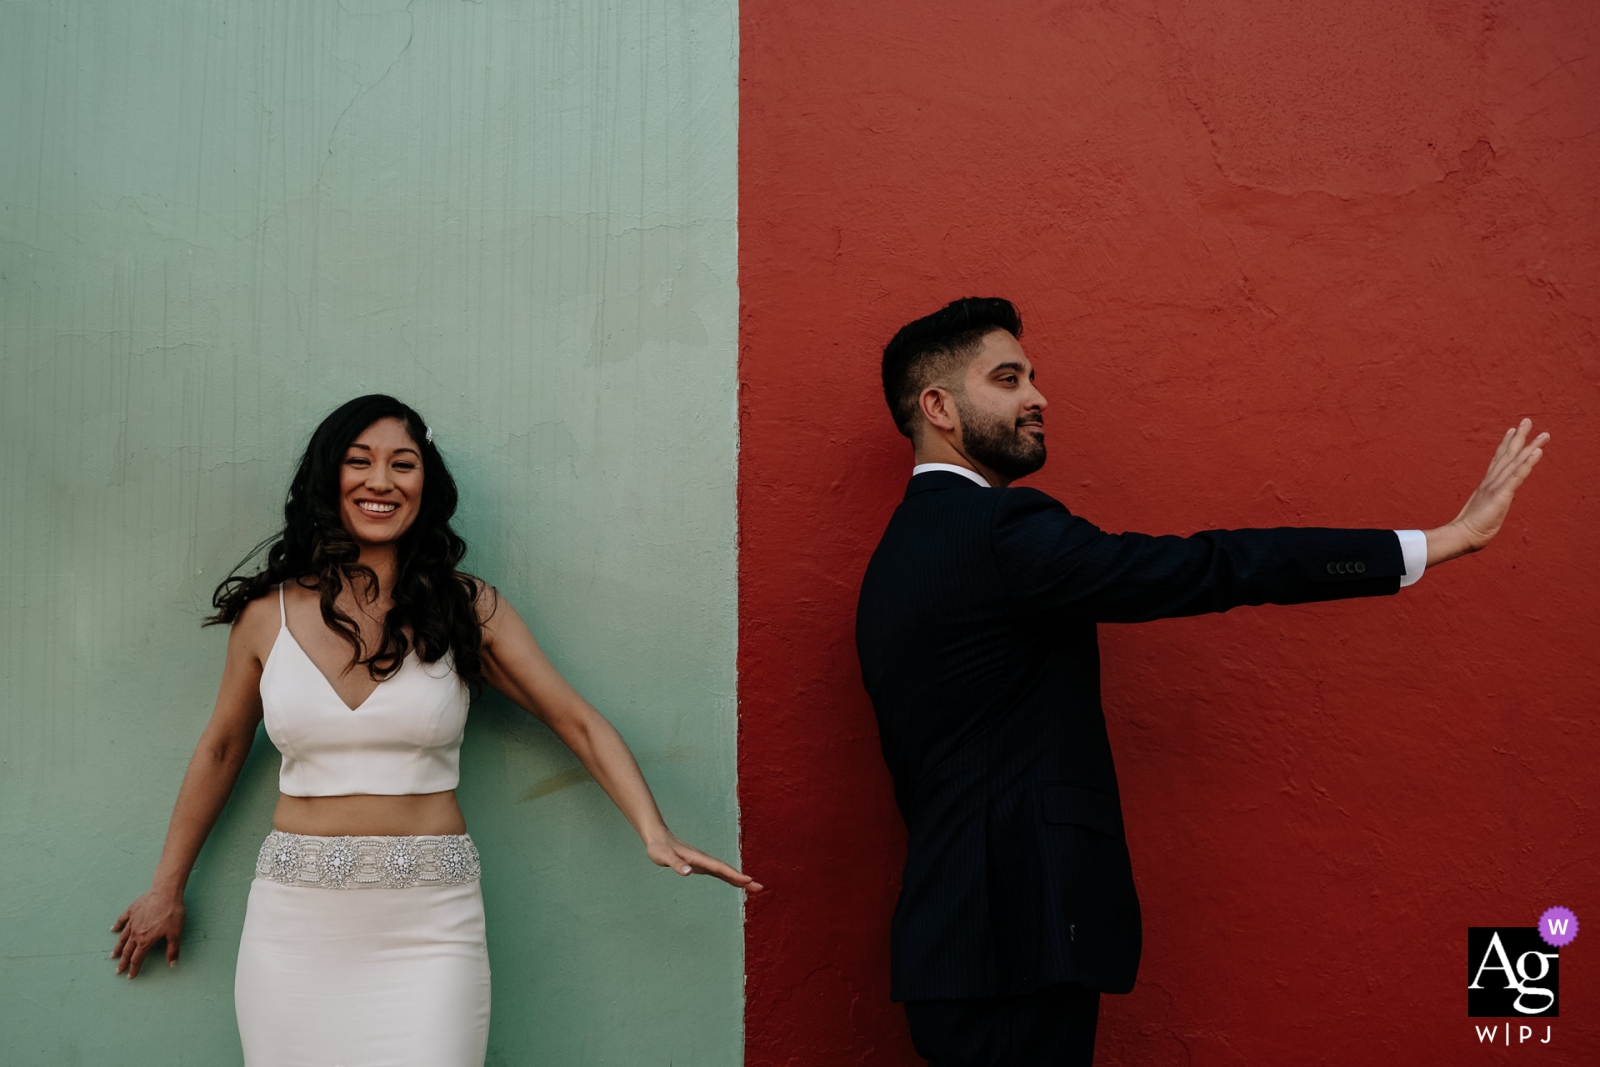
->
[[855, 471, 1405, 1001]]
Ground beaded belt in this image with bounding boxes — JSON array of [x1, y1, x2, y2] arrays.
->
[[255, 830, 481, 889]]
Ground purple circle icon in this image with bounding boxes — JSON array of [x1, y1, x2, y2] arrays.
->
[[1538, 906, 1578, 948]]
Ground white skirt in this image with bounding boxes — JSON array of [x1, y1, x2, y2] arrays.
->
[[235, 832, 491, 1067]]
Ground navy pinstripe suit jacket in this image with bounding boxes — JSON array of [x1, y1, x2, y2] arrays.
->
[[855, 470, 1405, 1001]]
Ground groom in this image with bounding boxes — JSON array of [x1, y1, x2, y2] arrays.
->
[[854, 297, 1548, 1066]]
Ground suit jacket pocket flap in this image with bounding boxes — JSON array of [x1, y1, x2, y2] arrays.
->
[[1040, 784, 1123, 836]]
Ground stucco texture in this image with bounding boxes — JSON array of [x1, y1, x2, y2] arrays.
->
[[0, 2, 741, 1064], [738, 1, 1597, 1064]]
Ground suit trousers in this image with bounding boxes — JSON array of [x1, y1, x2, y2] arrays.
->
[[904, 983, 1100, 1066]]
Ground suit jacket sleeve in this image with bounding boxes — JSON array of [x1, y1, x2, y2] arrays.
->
[[992, 487, 1406, 624]]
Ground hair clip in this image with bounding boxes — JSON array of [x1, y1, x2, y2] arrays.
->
[[425, 425, 435, 444]]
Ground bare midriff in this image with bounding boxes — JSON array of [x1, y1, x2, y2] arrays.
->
[[272, 790, 467, 837]]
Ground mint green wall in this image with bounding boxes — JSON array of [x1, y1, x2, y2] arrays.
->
[[0, 2, 741, 1063]]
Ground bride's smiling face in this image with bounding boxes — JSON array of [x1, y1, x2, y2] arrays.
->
[[339, 417, 425, 547]]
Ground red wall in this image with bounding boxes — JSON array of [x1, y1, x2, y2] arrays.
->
[[738, 2, 1598, 1063]]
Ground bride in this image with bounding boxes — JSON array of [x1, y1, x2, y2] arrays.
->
[[110, 394, 759, 1065]]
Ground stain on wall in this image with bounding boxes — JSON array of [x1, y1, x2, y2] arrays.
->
[[738, 0, 1597, 1063], [0, 2, 742, 1063]]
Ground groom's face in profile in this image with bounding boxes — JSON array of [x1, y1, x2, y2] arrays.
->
[[947, 330, 1048, 480]]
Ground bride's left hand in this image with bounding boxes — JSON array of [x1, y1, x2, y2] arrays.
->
[[646, 833, 763, 892]]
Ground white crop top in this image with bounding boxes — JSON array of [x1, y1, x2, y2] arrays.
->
[[260, 585, 470, 797]]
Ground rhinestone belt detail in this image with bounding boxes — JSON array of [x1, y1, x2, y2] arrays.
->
[[255, 830, 481, 889]]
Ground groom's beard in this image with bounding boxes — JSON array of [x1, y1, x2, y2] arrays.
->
[[955, 396, 1046, 481]]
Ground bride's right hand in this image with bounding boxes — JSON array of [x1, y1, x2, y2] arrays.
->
[[111, 889, 185, 979]]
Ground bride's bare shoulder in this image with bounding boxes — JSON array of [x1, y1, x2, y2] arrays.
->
[[465, 575, 503, 628], [229, 586, 285, 662]]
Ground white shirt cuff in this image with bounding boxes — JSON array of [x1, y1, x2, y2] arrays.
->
[[1395, 529, 1427, 588]]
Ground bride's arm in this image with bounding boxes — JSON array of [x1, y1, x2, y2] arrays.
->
[[111, 599, 270, 978], [475, 584, 761, 892]]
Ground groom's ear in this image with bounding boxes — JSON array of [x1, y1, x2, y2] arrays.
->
[[918, 385, 960, 437]]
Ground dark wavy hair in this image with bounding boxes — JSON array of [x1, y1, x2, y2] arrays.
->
[[208, 394, 488, 693]]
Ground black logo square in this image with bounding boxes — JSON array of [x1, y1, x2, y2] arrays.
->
[[1468, 927, 1559, 1017]]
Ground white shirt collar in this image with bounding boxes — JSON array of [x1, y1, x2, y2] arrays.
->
[[911, 462, 991, 488]]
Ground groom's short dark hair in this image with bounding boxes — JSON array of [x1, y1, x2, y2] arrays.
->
[[881, 297, 1022, 438]]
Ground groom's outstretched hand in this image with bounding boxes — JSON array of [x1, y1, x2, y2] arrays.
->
[[647, 832, 764, 892], [1426, 417, 1550, 566]]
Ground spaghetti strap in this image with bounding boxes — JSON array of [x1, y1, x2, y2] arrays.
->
[[277, 583, 287, 628]]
